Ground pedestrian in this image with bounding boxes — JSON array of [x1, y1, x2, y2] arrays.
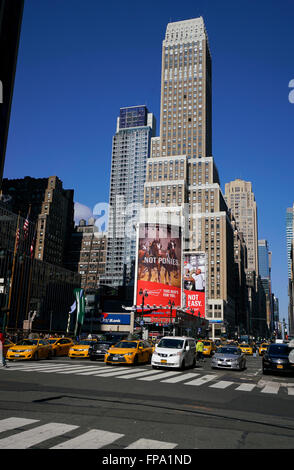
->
[[252, 344, 257, 357], [196, 338, 204, 362], [0, 332, 8, 368]]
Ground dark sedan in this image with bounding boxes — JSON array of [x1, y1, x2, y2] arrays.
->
[[88, 341, 115, 361], [262, 343, 294, 374]]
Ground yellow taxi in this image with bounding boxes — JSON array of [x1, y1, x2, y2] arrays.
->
[[47, 337, 74, 357], [68, 339, 97, 358], [202, 340, 216, 357], [6, 338, 53, 361], [3, 339, 15, 357], [238, 343, 253, 355], [259, 342, 270, 356], [104, 340, 153, 365]]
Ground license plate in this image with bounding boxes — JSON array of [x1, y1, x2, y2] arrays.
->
[[96, 350, 101, 353], [277, 365, 283, 369], [161, 360, 167, 364], [112, 357, 118, 360], [14, 354, 20, 357]]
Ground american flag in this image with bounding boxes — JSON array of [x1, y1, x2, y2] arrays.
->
[[23, 213, 30, 240], [15, 227, 20, 251], [30, 231, 36, 259]]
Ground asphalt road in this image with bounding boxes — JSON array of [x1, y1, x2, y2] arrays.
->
[[1, 355, 294, 453]]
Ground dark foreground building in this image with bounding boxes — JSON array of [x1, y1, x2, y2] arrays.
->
[[0, 202, 80, 333], [0, 0, 24, 187]]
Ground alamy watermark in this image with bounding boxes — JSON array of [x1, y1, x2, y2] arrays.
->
[[289, 79, 294, 104]]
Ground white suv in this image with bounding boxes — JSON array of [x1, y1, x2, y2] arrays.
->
[[151, 336, 196, 370]]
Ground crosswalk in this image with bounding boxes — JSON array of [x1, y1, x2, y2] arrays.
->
[[2, 361, 294, 396], [0, 416, 178, 449]]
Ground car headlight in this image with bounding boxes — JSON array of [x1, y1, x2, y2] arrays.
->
[[125, 352, 135, 356]]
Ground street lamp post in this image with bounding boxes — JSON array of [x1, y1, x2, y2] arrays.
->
[[139, 288, 148, 338], [168, 299, 175, 336]]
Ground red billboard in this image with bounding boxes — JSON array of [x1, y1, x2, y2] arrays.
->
[[136, 223, 182, 308], [183, 252, 206, 318]]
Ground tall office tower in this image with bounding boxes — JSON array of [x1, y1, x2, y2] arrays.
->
[[287, 205, 294, 335], [286, 205, 294, 278], [143, 17, 236, 339], [224, 179, 259, 275], [66, 218, 107, 292], [258, 239, 271, 279], [1, 176, 74, 267], [102, 105, 156, 287], [258, 239, 273, 330], [0, 0, 24, 188]]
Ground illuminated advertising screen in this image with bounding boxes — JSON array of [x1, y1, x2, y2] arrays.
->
[[136, 223, 182, 308], [183, 252, 206, 318]]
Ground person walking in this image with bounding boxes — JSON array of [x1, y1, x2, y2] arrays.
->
[[196, 338, 204, 362], [0, 332, 8, 368]]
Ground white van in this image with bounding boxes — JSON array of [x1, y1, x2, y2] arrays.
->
[[151, 336, 196, 370]]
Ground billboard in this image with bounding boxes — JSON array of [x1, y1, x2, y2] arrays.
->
[[135, 223, 182, 308], [183, 252, 206, 318], [99, 313, 131, 325]]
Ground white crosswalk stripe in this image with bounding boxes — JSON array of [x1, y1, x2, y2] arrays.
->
[[51, 429, 124, 449], [126, 438, 177, 449], [261, 382, 280, 394], [3, 362, 294, 396], [119, 370, 164, 379], [0, 417, 179, 449], [0, 422, 78, 449], [138, 371, 184, 381], [161, 372, 199, 383], [0, 417, 39, 434], [235, 383, 256, 392], [92, 368, 145, 377], [184, 374, 218, 386], [209, 380, 234, 389]]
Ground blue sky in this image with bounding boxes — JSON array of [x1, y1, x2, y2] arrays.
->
[[4, 0, 294, 322]]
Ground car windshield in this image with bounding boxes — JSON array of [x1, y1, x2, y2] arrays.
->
[[268, 345, 290, 356], [95, 343, 112, 349], [48, 339, 59, 344], [203, 341, 212, 346], [16, 340, 38, 346], [240, 344, 249, 347], [157, 339, 184, 349], [217, 347, 239, 355], [114, 342, 138, 349], [78, 340, 94, 346]]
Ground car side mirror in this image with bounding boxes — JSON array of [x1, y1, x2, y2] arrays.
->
[[139, 346, 143, 350], [186, 346, 190, 351]]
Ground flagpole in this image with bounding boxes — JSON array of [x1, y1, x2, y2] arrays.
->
[[6, 212, 20, 333], [25, 228, 36, 321]]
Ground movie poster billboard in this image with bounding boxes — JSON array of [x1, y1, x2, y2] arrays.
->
[[183, 252, 206, 318], [135, 223, 182, 308]]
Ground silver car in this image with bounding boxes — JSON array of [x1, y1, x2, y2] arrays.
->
[[211, 346, 246, 371]]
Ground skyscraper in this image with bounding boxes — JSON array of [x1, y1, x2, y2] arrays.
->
[[224, 179, 259, 275], [258, 239, 273, 330], [287, 204, 294, 335], [1, 176, 74, 267], [0, 0, 24, 188], [142, 17, 236, 339], [102, 105, 156, 287], [286, 205, 294, 278], [258, 239, 270, 279]]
